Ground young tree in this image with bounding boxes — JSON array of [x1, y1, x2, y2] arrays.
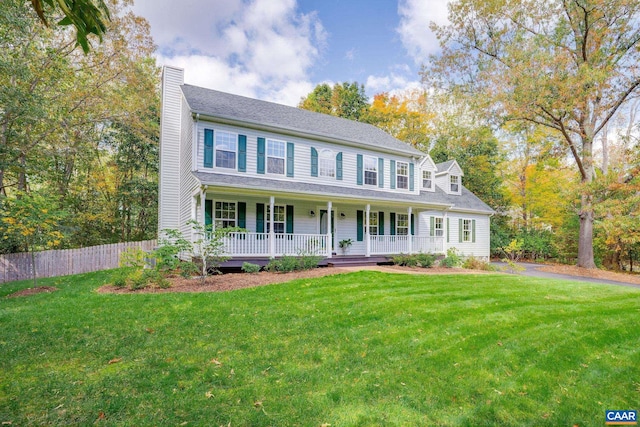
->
[[0, 192, 65, 286], [299, 82, 370, 121], [427, 0, 640, 268]]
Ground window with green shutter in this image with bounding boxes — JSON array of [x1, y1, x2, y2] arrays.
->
[[257, 138, 265, 174], [238, 135, 247, 172], [204, 129, 214, 168], [336, 152, 343, 180], [311, 147, 318, 177], [356, 210, 364, 241]]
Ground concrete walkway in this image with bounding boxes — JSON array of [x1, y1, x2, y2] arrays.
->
[[492, 261, 640, 289]]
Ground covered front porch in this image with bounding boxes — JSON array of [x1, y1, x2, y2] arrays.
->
[[193, 186, 449, 259]]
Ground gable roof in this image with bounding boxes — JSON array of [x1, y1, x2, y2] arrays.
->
[[181, 84, 424, 157], [436, 160, 464, 176]]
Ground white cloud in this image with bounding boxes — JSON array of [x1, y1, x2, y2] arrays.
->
[[133, 0, 326, 105], [366, 64, 421, 97], [397, 0, 450, 64]]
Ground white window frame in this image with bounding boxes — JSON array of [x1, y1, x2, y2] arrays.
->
[[368, 211, 379, 236], [266, 139, 286, 175], [434, 217, 444, 237], [396, 213, 409, 236], [215, 201, 237, 228], [319, 149, 335, 178], [267, 205, 286, 234], [364, 156, 378, 186], [462, 219, 472, 242], [450, 175, 460, 193], [214, 131, 237, 169], [397, 161, 409, 189], [422, 170, 433, 190]]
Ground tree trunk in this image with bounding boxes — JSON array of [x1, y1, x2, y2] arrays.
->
[[577, 133, 596, 268]]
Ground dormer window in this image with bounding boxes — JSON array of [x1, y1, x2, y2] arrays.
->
[[450, 175, 460, 193], [396, 162, 408, 189], [422, 170, 433, 190]]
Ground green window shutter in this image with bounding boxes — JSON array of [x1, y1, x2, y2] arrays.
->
[[378, 158, 384, 188], [472, 219, 476, 243], [390, 213, 396, 236], [237, 202, 246, 229], [411, 214, 415, 236], [205, 199, 213, 226], [257, 137, 265, 174], [356, 210, 364, 241], [311, 147, 318, 177], [459, 218, 463, 243], [204, 129, 213, 168], [286, 142, 294, 177], [286, 205, 294, 233], [447, 217, 450, 243], [256, 203, 265, 233], [390, 160, 396, 189], [409, 163, 415, 191], [430, 216, 435, 237], [336, 152, 343, 180], [238, 135, 247, 172], [357, 154, 363, 185], [378, 212, 384, 235]]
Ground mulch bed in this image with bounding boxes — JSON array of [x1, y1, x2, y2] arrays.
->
[[6, 286, 59, 298]]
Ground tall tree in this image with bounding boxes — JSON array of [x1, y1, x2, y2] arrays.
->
[[299, 82, 370, 121], [427, 0, 640, 268]]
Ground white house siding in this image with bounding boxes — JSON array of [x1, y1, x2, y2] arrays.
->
[[194, 120, 421, 198], [158, 66, 184, 233], [445, 212, 490, 259], [179, 95, 197, 239]]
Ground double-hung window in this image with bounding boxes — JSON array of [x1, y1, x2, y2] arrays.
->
[[434, 217, 443, 237], [364, 156, 377, 186], [267, 139, 285, 175], [462, 219, 472, 242], [397, 162, 408, 189], [215, 201, 236, 228], [450, 175, 460, 193], [319, 149, 335, 178], [267, 205, 286, 234], [368, 211, 379, 235], [396, 213, 409, 235], [423, 170, 433, 189], [215, 132, 237, 169]]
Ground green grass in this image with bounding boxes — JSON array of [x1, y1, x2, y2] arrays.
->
[[1, 270, 639, 426]]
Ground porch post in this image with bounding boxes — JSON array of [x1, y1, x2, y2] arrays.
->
[[443, 210, 449, 254], [326, 201, 332, 258], [269, 196, 275, 257], [408, 206, 413, 254], [365, 204, 371, 257]]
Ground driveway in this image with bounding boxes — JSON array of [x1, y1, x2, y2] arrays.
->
[[492, 261, 640, 289]]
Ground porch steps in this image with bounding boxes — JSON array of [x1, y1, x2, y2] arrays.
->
[[325, 256, 391, 268]]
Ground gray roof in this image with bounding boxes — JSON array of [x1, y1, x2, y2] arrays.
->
[[436, 160, 456, 172], [181, 84, 424, 156], [193, 172, 494, 214]]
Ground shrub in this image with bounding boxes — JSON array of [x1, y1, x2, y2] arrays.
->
[[241, 262, 261, 274], [440, 248, 461, 268], [178, 261, 200, 278], [298, 253, 322, 270], [265, 254, 322, 273], [392, 253, 436, 268], [119, 248, 147, 270], [462, 256, 495, 271], [415, 253, 436, 268]]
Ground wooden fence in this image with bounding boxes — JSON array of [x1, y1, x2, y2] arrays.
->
[[0, 240, 157, 284]]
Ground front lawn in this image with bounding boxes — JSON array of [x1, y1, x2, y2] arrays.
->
[[0, 270, 639, 426]]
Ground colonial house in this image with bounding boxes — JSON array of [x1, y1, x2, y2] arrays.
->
[[159, 66, 493, 263]]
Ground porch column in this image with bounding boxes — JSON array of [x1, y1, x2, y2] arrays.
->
[[326, 201, 332, 258], [269, 196, 275, 257], [408, 206, 413, 254], [365, 204, 371, 257], [443, 210, 449, 254]]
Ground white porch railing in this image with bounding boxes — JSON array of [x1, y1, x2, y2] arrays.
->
[[220, 232, 328, 257], [370, 235, 444, 255]]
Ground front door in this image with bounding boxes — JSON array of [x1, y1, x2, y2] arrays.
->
[[319, 209, 335, 253]]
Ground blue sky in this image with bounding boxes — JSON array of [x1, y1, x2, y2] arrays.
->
[[131, 0, 449, 105]]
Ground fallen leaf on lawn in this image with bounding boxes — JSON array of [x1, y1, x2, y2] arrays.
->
[[2, 422, 12, 425], [205, 391, 213, 399], [254, 400, 263, 408], [497, 341, 503, 346], [108, 358, 122, 365], [581, 363, 588, 368], [97, 412, 105, 420], [210, 359, 222, 366], [320, 423, 331, 427], [145, 328, 154, 334]]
